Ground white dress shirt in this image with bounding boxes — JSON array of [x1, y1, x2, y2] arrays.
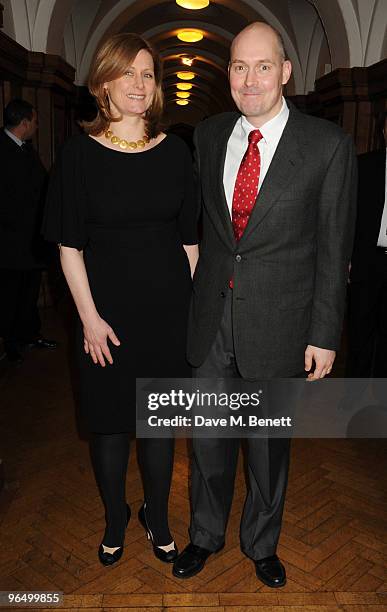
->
[[4, 128, 24, 147], [223, 97, 289, 215], [376, 148, 387, 248]]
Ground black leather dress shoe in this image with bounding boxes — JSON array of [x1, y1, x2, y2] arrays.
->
[[254, 555, 286, 587], [98, 504, 131, 566], [138, 503, 178, 563], [172, 542, 223, 579], [28, 337, 58, 349], [6, 346, 23, 364]]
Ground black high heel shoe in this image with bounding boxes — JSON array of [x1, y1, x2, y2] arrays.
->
[[138, 503, 178, 563], [98, 503, 131, 566]]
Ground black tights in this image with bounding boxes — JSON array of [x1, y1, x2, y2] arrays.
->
[[90, 432, 130, 547], [90, 433, 174, 547], [137, 437, 175, 546]]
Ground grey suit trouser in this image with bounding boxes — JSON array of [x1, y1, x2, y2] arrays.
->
[[189, 289, 290, 560]]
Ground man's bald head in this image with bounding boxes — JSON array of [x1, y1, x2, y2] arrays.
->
[[228, 21, 292, 127], [231, 22, 286, 63]]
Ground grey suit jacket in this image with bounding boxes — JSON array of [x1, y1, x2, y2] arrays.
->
[[187, 101, 357, 378]]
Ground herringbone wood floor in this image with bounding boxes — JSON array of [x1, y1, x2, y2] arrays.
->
[[0, 306, 386, 611]]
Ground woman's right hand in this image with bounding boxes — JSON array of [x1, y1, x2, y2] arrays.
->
[[82, 315, 121, 366]]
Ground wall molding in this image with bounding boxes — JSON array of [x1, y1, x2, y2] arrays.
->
[[289, 59, 387, 153], [0, 30, 75, 91]]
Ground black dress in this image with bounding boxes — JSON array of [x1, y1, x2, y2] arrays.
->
[[43, 133, 198, 433]]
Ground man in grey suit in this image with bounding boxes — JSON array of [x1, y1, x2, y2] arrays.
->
[[173, 22, 357, 586]]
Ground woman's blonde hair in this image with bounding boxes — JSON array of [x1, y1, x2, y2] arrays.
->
[[83, 33, 164, 139]]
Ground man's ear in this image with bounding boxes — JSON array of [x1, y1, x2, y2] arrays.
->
[[282, 60, 292, 86], [17, 118, 27, 135]]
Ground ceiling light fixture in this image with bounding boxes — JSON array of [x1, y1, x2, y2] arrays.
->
[[176, 82, 193, 91], [176, 0, 210, 9], [177, 29, 203, 43], [176, 92, 191, 99], [176, 100, 190, 106], [176, 71, 195, 80], [180, 54, 196, 66]]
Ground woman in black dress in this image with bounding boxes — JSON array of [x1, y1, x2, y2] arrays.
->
[[43, 33, 198, 566]]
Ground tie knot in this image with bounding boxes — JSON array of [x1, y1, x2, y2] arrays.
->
[[248, 129, 263, 146]]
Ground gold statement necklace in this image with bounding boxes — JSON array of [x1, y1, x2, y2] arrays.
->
[[104, 128, 150, 150]]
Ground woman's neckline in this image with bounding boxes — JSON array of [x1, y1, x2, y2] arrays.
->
[[86, 132, 168, 155]]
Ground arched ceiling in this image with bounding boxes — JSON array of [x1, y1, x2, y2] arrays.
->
[[65, 0, 320, 124], [2, 0, 386, 125]]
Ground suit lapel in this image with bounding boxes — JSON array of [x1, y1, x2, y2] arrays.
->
[[375, 150, 386, 221], [210, 115, 239, 248], [0, 129, 26, 157], [240, 105, 306, 243]]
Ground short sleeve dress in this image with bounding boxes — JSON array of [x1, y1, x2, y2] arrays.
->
[[43, 133, 198, 433]]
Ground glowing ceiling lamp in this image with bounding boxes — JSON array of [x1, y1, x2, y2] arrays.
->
[[180, 54, 196, 66], [177, 29, 203, 43], [176, 82, 193, 91], [176, 91, 191, 99], [176, 71, 195, 80], [176, 0, 210, 9], [176, 100, 190, 106]]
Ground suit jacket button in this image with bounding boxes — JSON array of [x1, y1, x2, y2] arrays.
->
[[235, 254, 242, 262], [220, 291, 226, 298]]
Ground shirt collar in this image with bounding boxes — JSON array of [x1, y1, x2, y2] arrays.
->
[[240, 97, 289, 144], [4, 128, 24, 147]]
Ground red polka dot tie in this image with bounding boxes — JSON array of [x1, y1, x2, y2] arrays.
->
[[231, 129, 263, 241]]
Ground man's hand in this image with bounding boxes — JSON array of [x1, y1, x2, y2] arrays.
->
[[304, 345, 336, 380]]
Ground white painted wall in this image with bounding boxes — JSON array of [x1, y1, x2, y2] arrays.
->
[[2, 0, 15, 38]]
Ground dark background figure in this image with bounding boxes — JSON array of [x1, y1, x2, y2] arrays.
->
[[347, 109, 387, 377], [0, 98, 57, 364]]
